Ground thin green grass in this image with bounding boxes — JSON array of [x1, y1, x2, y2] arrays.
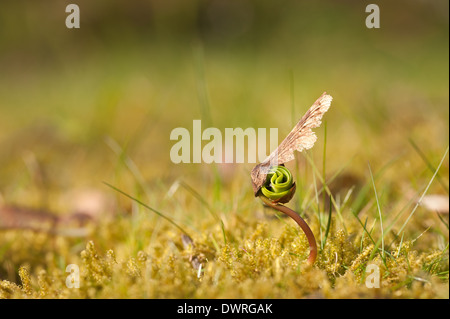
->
[[436, 212, 449, 230], [397, 146, 449, 236], [304, 152, 347, 234], [103, 181, 190, 236], [193, 44, 223, 205], [290, 71, 302, 213], [368, 163, 386, 262], [322, 121, 328, 215], [178, 180, 228, 244], [409, 138, 449, 194], [320, 197, 333, 251], [105, 136, 149, 194]]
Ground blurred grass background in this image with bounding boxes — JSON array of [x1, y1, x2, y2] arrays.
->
[[0, 0, 448, 298]]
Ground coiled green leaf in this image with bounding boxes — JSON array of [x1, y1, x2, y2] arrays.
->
[[261, 165, 296, 203]]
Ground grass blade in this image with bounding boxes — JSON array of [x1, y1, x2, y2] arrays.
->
[[409, 138, 449, 194], [396, 146, 449, 236], [304, 152, 347, 234], [103, 181, 189, 236], [368, 163, 385, 261], [321, 196, 333, 250], [179, 181, 227, 244]]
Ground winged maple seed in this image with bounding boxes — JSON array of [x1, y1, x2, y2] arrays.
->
[[251, 92, 333, 196]]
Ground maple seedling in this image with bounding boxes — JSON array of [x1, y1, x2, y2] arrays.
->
[[251, 92, 333, 265]]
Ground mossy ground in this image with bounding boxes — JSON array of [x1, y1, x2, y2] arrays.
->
[[0, 171, 448, 298]]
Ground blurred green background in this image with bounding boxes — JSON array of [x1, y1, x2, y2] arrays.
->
[[0, 0, 448, 211]]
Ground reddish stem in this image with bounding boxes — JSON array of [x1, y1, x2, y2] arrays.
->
[[259, 196, 317, 265]]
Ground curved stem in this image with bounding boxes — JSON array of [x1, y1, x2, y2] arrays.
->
[[259, 196, 317, 265]]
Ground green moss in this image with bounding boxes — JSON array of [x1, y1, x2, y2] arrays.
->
[[0, 210, 447, 299]]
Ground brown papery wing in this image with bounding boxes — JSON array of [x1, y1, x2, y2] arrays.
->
[[251, 92, 333, 195]]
